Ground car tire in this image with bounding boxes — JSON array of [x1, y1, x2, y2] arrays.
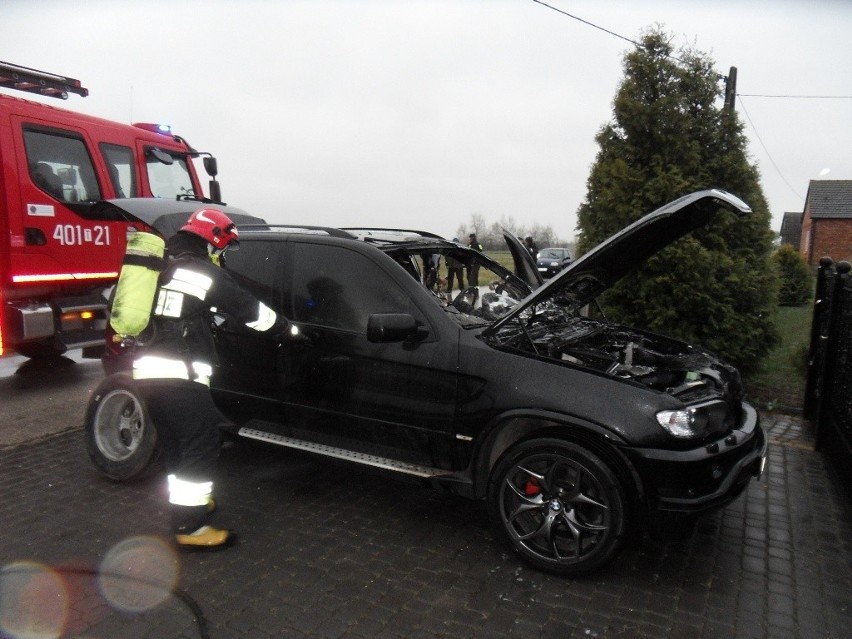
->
[[84, 374, 160, 481], [487, 438, 627, 576]]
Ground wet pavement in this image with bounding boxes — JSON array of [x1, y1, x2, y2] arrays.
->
[[1, 411, 850, 638]]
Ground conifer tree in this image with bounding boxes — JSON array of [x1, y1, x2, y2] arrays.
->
[[576, 28, 778, 373]]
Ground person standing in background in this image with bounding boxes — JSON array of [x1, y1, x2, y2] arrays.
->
[[467, 233, 483, 287], [523, 236, 538, 259], [445, 238, 465, 294]]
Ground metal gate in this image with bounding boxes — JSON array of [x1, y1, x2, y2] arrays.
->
[[804, 258, 852, 476]]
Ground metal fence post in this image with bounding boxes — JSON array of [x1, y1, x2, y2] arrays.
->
[[804, 258, 834, 431], [822, 261, 852, 455]]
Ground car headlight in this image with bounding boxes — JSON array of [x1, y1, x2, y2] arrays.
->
[[550, 261, 559, 266], [657, 409, 699, 438], [656, 400, 728, 440]]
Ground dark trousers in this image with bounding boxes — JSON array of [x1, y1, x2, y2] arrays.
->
[[447, 267, 465, 291], [467, 265, 480, 287], [139, 379, 224, 533]]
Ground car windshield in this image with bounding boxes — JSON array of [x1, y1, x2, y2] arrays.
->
[[539, 248, 567, 259], [385, 246, 533, 326]]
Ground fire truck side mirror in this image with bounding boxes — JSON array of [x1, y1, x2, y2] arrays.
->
[[203, 156, 218, 178], [203, 156, 221, 202], [209, 179, 222, 203]]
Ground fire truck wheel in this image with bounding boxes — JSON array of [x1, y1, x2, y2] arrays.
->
[[85, 374, 161, 481]]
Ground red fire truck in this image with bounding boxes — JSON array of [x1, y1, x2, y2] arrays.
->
[[0, 61, 226, 360]]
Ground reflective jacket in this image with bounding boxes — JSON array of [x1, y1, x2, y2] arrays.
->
[[133, 232, 282, 385]]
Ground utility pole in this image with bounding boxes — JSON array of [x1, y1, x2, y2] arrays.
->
[[724, 66, 738, 110]]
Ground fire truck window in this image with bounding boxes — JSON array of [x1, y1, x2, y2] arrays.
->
[[100, 143, 137, 198], [31, 162, 63, 199], [146, 149, 194, 199], [23, 128, 102, 202]]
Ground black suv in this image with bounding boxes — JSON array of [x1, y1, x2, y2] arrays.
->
[[87, 190, 766, 576]]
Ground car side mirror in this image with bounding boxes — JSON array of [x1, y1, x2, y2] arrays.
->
[[367, 313, 423, 343]]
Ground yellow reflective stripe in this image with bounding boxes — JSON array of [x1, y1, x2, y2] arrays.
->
[[162, 268, 212, 301], [168, 474, 213, 507], [132, 356, 212, 386], [246, 301, 277, 331], [133, 355, 187, 379]]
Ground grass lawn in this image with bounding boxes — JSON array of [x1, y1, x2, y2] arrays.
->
[[744, 304, 812, 413]]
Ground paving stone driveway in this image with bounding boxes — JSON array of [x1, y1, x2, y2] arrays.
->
[[1, 413, 850, 638]]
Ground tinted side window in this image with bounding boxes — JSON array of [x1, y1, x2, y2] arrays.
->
[[222, 240, 284, 311], [291, 243, 413, 333], [24, 128, 101, 202]]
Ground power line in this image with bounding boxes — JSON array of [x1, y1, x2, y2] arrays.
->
[[738, 94, 852, 99], [737, 96, 804, 203], [530, 0, 696, 68], [530, 0, 829, 206], [531, 0, 642, 48], [530, 0, 851, 102]]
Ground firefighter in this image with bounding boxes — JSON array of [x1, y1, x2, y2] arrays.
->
[[132, 207, 294, 550]]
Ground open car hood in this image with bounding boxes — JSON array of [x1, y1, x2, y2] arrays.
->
[[89, 198, 266, 238], [503, 230, 545, 290], [484, 189, 752, 335]]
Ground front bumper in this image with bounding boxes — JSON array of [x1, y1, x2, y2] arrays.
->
[[537, 266, 561, 279], [626, 402, 767, 514]]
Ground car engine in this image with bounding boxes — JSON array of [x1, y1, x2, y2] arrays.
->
[[491, 313, 742, 404]]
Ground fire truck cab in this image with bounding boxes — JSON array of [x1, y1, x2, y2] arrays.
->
[[0, 61, 223, 359]]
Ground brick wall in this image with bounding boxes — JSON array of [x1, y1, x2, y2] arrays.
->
[[806, 218, 852, 264]]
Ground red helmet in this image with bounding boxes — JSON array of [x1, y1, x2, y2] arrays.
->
[[181, 208, 239, 250]]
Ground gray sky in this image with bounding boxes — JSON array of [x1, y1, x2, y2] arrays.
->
[[3, 0, 850, 242]]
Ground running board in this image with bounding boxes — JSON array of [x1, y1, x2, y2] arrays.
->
[[238, 428, 447, 478]]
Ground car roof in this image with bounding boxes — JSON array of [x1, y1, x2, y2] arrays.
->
[[238, 224, 456, 251], [238, 223, 543, 290]]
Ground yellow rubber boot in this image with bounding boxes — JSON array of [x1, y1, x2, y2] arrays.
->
[[175, 526, 235, 551]]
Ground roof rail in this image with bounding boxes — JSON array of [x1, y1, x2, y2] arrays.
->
[[340, 228, 446, 241], [0, 60, 89, 99], [236, 224, 356, 239]]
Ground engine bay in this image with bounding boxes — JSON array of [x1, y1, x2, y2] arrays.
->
[[491, 314, 740, 402]]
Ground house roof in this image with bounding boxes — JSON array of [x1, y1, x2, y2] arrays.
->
[[780, 212, 802, 248], [805, 180, 852, 219]]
